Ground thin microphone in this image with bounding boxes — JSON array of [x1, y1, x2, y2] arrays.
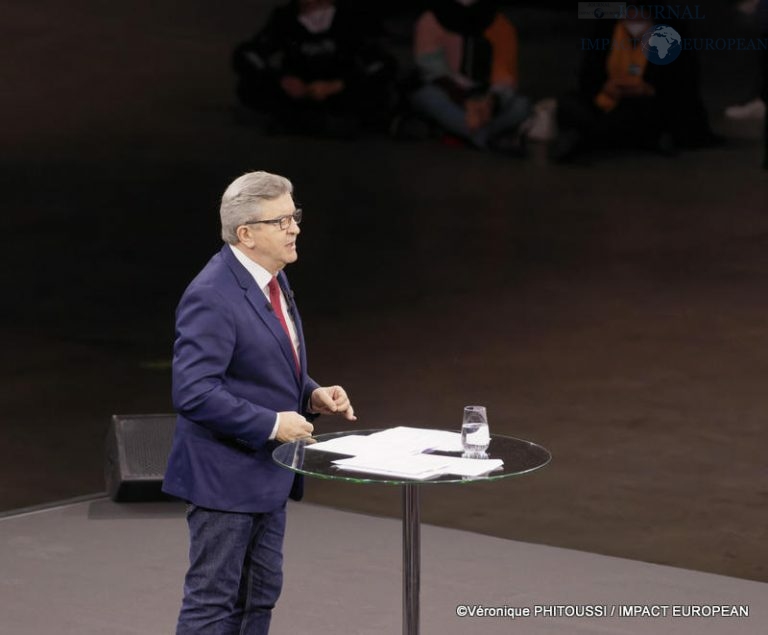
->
[[283, 286, 297, 315]]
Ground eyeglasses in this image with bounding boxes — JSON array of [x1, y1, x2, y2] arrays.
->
[[244, 209, 302, 231]]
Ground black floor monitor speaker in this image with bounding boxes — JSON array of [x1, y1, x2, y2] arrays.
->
[[105, 414, 177, 502]]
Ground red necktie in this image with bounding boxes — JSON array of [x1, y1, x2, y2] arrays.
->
[[268, 277, 300, 375]]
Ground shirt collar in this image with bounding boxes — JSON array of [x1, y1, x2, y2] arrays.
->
[[229, 244, 274, 294]]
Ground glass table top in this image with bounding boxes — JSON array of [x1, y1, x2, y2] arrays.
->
[[272, 428, 551, 485]]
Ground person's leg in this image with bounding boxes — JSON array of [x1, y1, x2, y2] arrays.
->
[[410, 84, 478, 145], [480, 93, 532, 155], [485, 93, 532, 140], [238, 504, 287, 635], [176, 506, 257, 635]]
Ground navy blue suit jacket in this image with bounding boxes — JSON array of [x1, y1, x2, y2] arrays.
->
[[162, 245, 319, 512]]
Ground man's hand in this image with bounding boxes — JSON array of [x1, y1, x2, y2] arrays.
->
[[276, 411, 314, 442], [311, 385, 357, 421], [307, 79, 345, 101], [280, 75, 308, 98]]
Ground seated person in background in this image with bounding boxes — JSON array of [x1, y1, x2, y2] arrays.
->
[[724, 0, 766, 121], [551, 10, 719, 162], [233, 0, 395, 136], [409, 0, 531, 154]]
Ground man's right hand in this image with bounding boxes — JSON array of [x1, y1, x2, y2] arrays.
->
[[276, 411, 314, 442]]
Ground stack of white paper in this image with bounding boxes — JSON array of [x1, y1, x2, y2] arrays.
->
[[306, 427, 504, 480], [303, 435, 372, 456], [307, 426, 464, 456], [332, 454, 504, 480], [333, 454, 454, 480]]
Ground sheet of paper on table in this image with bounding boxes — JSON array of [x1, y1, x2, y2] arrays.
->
[[439, 456, 504, 477], [307, 426, 464, 456], [332, 454, 454, 480], [332, 454, 504, 480], [303, 434, 373, 456]]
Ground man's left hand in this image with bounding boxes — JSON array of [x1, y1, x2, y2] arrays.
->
[[311, 386, 357, 421]]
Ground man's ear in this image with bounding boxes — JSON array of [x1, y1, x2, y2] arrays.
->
[[236, 224, 254, 247]]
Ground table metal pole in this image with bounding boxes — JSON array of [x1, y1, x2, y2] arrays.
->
[[402, 483, 420, 635]]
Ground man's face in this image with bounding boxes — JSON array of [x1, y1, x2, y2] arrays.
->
[[239, 192, 300, 274]]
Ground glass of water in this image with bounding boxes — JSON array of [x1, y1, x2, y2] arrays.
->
[[461, 405, 490, 459]]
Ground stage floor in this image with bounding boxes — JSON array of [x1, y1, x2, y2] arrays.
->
[[1, 497, 765, 634]]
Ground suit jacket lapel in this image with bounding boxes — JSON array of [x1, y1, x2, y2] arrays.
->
[[222, 246, 302, 387]]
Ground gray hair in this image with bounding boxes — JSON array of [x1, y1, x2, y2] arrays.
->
[[220, 171, 294, 244]]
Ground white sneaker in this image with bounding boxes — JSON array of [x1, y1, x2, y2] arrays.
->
[[526, 98, 557, 142], [724, 98, 766, 120]]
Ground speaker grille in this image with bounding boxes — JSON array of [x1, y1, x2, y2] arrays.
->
[[106, 414, 177, 501], [121, 418, 176, 477]]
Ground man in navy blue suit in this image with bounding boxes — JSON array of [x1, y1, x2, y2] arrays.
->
[[163, 170, 356, 634]]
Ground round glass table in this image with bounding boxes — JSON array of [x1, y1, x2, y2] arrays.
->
[[273, 429, 551, 635]]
